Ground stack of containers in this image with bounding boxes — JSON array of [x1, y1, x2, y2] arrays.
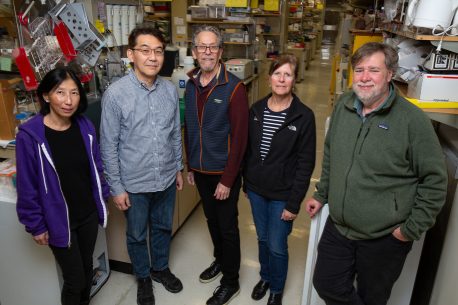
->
[[171, 56, 195, 125]]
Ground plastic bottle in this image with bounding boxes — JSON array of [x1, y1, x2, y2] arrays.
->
[[171, 56, 195, 100], [171, 56, 194, 125]]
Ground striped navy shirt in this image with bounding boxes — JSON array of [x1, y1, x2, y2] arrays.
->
[[260, 106, 288, 160]]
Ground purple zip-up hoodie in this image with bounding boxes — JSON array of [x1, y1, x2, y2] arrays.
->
[[16, 114, 109, 248]]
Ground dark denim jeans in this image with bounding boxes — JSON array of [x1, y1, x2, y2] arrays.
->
[[125, 182, 176, 279], [247, 190, 293, 294]]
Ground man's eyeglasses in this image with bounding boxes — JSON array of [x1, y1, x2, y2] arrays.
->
[[132, 47, 165, 56], [194, 45, 220, 53]]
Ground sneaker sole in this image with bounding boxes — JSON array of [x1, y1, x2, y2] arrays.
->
[[150, 275, 183, 293], [199, 271, 222, 283], [223, 288, 240, 305]]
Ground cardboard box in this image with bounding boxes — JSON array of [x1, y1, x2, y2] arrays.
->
[[407, 73, 458, 102]]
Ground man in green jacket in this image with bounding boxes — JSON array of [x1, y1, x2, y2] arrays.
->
[[305, 42, 447, 305]]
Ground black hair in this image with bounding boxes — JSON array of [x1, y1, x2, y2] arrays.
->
[[128, 25, 165, 50], [37, 67, 88, 116]]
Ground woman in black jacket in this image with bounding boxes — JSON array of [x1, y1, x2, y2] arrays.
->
[[243, 54, 316, 305]]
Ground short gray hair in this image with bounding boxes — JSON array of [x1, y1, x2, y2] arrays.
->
[[192, 25, 223, 47], [351, 42, 399, 74]]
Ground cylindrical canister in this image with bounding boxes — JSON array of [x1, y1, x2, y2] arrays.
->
[[106, 4, 113, 47], [112, 5, 122, 47], [121, 6, 129, 46], [128, 6, 137, 34]]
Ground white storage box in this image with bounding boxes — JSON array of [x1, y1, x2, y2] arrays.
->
[[407, 73, 458, 102], [208, 5, 226, 19], [225, 58, 254, 80], [190, 6, 208, 19]]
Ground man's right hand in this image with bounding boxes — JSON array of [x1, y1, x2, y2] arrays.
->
[[113, 192, 131, 211], [187, 171, 195, 186], [305, 198, 323, 218]]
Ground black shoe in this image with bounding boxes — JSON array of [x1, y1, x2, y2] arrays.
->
[[150, 267, 183, 293], [267, 292, 282, 305], [251, 280, 270, 300], [206, 284, 240, 305], [199, 261, 222, 283], [137, 277, 155, 305]]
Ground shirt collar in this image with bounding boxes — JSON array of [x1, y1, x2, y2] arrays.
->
[[353, 84, 394, 120], [129, 70, 161, 91]]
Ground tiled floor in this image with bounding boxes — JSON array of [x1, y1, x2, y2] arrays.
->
[[91, 45, 334, 305]]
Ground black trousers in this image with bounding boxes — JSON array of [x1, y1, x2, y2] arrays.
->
[[194, 172, 241, 287], [313, 218, 413, 305], [50, 212, 99, 305]]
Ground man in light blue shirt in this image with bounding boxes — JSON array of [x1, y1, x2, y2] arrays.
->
[[100, 26, 183, 305]]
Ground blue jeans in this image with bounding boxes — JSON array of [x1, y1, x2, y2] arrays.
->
[[125, 182, 176, 279], [247, 190, 293, 293]]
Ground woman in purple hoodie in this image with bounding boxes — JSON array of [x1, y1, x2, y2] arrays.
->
[[16, 67, 109, 305]]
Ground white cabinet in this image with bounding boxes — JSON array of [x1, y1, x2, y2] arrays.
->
[[0, 193, 110, 305]]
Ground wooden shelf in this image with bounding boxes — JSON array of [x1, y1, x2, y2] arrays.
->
[[252, 13, 280, 17], [187, 20, 252, 25], [185, 40, 251, 46], [383, 27, 458, 42], [223, 41, 251, 45]]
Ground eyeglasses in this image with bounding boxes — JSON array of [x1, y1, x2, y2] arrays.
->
[[271, 71, 294, 80], [194, 45, 220, 53], [132, 47, 165, 56]]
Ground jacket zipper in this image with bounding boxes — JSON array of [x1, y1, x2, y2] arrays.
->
[[358, 123, 371, 154], [341, 123, 364, 225], [40, 143, 72, 248], [254, 112, 264, 165], [257, 107, 301, 164], [88, 134, 107, 228]]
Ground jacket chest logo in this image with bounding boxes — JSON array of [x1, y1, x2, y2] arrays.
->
[[378, 122, 389, 130], [287, 124, 297, 131], [213, 99, 223, 104]]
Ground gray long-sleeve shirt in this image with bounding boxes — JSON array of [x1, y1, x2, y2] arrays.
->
[[100, 71, 183, 196]]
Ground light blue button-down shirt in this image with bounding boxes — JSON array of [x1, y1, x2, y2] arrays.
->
[[100, 71, 183, 196]]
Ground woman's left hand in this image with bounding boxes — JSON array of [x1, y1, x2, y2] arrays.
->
[[33, 231, 49, 245], [281, 209, 297, 222]]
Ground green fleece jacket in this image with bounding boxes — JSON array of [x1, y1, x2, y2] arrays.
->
[[313, 87, 447, 241]]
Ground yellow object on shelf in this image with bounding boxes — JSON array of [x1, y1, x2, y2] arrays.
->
[[405, 97, 458, 109], [226, 0, 248, 7], [264, 0, 279, 11]]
